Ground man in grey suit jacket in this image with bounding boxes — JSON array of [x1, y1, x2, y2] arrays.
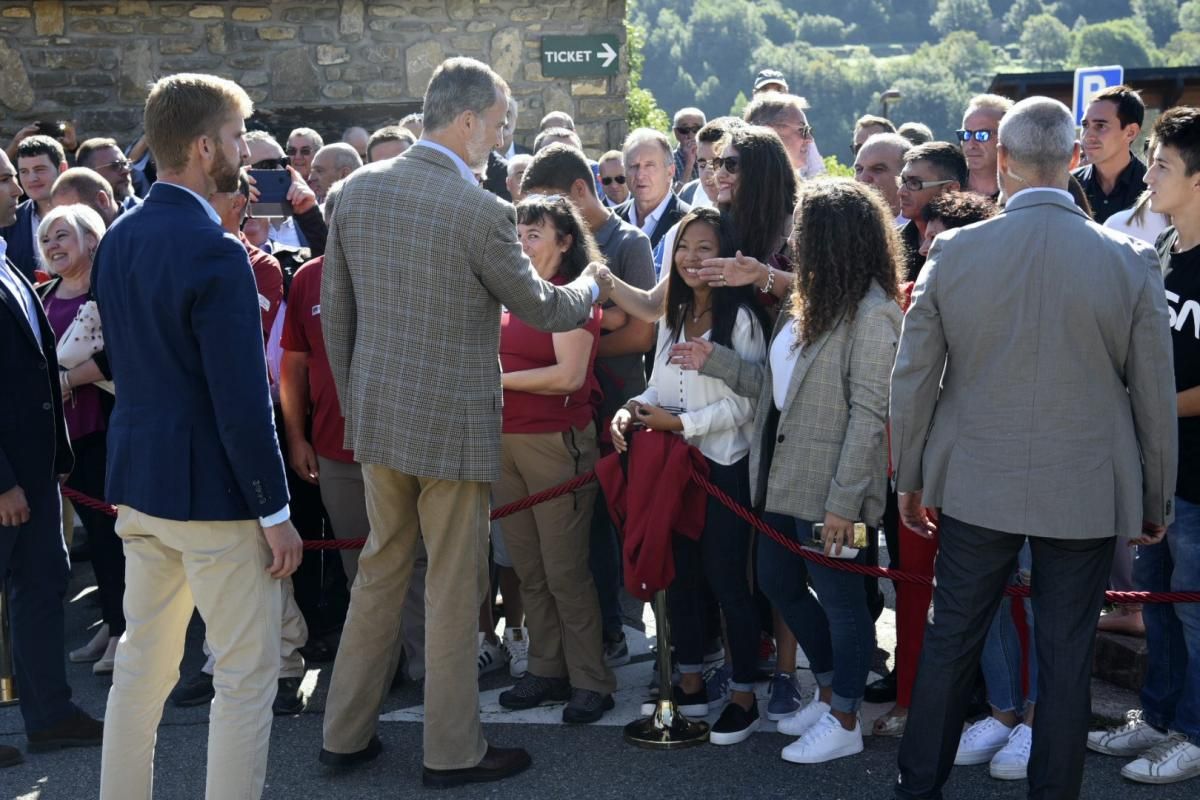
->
[[890, 97, 1177, 799], [318, 57, 602, 789]]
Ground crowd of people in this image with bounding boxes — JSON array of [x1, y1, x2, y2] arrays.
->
[[0, 53, 1197, 800]]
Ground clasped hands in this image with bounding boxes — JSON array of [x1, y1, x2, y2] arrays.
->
[[610, 402, 683, 452]]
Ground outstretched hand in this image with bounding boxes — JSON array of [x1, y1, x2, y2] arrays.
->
[[698, 251, 768, 289]]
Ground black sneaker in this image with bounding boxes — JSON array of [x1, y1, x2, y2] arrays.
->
[[863, 671, 897, 704], [273, 677, 306, 715], [170, 671, 215, 707], [562, 688, 615, 724], [709, 699, 760, 745], [498, 674, 570, 710], [640, 683, 708, 716]]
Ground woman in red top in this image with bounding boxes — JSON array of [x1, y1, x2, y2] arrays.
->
[[493, 195, 615, 723], [34, 203, 125, 676]]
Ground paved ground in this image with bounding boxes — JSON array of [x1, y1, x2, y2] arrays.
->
[[2, 562, 1192, 799]]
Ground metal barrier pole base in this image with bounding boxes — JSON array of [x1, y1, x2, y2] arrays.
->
[[0, 677, 16, 707], [0, 578, 14, 707], [623, 589, 709, 750]]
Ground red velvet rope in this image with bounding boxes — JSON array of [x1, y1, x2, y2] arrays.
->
[[60, 475, 1200, 604]]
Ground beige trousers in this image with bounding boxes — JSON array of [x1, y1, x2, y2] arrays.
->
[[100, 506, 282, 800], [202, 578, 306, 678], [494, 425, 613, 693], [322, 465, 489, 770]]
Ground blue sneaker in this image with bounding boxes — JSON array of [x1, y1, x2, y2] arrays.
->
[[704, 663, 731, 707], [766, 671, 802, 721]]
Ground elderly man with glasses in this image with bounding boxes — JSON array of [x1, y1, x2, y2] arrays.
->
[[958, 94, 1013, 200], [671, 107, 706, 190], [76, 138, 140, 213]]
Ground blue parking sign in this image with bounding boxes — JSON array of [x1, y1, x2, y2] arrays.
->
[[1073, 65, 1125, 125]]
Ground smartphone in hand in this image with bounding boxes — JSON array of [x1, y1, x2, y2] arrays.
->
[[246, 168, 293, 217]]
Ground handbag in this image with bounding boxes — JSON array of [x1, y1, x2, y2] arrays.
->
[[56, 298, 115, 394]]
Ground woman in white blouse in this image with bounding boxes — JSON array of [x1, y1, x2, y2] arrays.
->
[[610, 207, 770, 746]]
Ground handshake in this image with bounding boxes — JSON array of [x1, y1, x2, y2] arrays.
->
[[581, 262, 615, 304]]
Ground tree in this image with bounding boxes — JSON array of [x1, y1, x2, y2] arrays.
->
[[1020, 13, 1073, 68], [1133, 0, 1180, 46], [1003, 0, 1049, 35], [931, 0, 994, 37], [1070, 17, 1156, 65], [796, 14, 853, 44], [625, 21, 670, 134], [1162, 29, 1200, 62], [1182, 0, 1200, 32]]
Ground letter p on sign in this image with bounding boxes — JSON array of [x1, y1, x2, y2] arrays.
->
[[1073, 65, 1124, 126]]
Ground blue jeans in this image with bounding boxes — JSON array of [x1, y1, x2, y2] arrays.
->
[[759, 512, 875, 713], [1136, 494, 1200, 746], [980, 541, 1038, 713]]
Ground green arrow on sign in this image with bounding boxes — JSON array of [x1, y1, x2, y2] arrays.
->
[[540, 34, 621, 78]]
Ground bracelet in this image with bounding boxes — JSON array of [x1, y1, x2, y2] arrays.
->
[[760, 268, 775, 295], [60, 370, 71, 391]]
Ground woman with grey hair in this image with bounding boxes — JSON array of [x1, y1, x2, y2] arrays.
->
[[35, 203, 125, 675]]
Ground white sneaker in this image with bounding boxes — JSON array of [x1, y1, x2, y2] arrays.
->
[[92, 636, 119, 675], [477, 633, 509, 677], [504, 627, 529, 678], [1121, 733, 1200, 784], [955, 717, 1013, 766], [69, 624, 110, 663], [989, 723, 1032, 780], [777, 687, 831, 736], [781, 712, 864, 764], [1088, 711, 1172, 756]]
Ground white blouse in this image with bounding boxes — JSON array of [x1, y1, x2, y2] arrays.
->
[[770, 321, 801, 410], [630, 306, 766, 465]]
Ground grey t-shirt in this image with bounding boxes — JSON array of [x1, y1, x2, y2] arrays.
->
[[593, 211, 655, 420]]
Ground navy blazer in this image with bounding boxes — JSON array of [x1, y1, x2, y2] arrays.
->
[[92, 182, 289, 522], [0, 200, 39, 282], [0, 258, 72, 494], [616, 192, 691, 250]]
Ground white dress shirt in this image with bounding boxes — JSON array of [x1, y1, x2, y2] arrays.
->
[[630, 191, 672, 237], [629, 306, 766, 465], [0, 238, 42, 347]]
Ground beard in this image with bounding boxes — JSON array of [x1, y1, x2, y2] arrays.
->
[[210, 144, 241, 193], [465, 126, 493, 173]]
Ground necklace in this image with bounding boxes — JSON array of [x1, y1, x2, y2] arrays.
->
[[690, 305, 711, 324]]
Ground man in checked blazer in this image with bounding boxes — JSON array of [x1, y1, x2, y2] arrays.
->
[[319, 57, 603, 788], [889, 97, 1178, 800]]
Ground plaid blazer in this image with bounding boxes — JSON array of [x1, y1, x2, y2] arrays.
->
[[701, 282, 901, 525], [320, 144, 595, 482]]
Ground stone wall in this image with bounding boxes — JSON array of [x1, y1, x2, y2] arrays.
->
[[0, 0, 628, 153]]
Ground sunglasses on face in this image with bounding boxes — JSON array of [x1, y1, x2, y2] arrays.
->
[[252, 156, 291, 170], [955, 129, 994, 143], [99, 158, 133, 173], [674, 126, 701, 136], [711, 156, 739, 174], [285, 146, 314, 157], [899, 177, 954, 192], [601, 175, 626, 185]]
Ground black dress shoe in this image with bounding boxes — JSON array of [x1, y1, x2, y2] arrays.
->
[[422, 744, 532, 789], [0, 744, 23, 768], [272, 677, 306, 715], [27, 709, 103, 753], [298, 636, 336, 664], [864, 671, 898, 704], [170, 671, 215, 707], [319, 735, 382, 772]]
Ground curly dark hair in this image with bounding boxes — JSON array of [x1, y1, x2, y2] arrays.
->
[[919, 191, 999, 229], [787, 179, 902, 344], [723, 125, 797, 261], [662, 207, 770, 361], [515, 194, 602, 280]]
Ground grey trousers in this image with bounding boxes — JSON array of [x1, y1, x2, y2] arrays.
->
[[895, 515, 1114, 800]]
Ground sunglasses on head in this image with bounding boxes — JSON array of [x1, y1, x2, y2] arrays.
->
[[674, 125, 701, 136], [252, 156, 290, 170], [955, 129, 994, 143], [601, 175, 626, 186]]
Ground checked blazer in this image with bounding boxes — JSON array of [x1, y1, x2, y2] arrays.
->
[[700, 282, 901, 526], [320, 143, 596, 483]]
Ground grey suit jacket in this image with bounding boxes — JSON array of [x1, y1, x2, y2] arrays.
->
[[890, 189, 1177, 539], [320, 144, 595, 482], [702, 282, 901, 526]]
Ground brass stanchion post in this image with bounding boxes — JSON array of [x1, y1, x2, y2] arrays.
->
[[623, 589, 708, 748], [0, 579, 17, 706]]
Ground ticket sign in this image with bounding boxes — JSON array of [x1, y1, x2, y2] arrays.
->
[[1073, 65, 1124, 126], [541, 34, 621, 78]]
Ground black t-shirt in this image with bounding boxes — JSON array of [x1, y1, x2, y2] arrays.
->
[[1160, 228, 1200, 502]]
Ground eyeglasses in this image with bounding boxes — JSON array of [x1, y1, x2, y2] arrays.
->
[[711, 156, 739, 174], [252, 156, 290, 170], [601, 175, 626, 185], [674, 126, 701, 137], [773, 122, 814, 140], [955, 129, 994, 143], [98, 158, 132, 173], [899, 177, 954, 192], [285, 146, 314, 157]]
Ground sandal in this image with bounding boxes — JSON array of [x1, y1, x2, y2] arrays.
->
[[872, 706, 908, 737]]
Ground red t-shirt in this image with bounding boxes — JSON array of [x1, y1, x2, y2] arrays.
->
[[500, 275, 603, 434], [240, 233, 283, 343], [279, 256, 354, 463]]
